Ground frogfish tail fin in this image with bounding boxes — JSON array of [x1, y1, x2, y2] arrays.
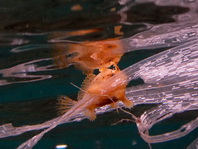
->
[[56, 95, 77, 115]]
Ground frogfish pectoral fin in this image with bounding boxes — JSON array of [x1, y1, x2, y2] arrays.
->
[[114, 90, 133, 108], [84, 107, 96, 121]]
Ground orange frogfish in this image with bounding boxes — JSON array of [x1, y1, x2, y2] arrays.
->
[[57, 67, 133, 120]]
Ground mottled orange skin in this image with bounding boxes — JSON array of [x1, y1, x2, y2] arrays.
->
[[53, 39, 124, 74], [57, 68, 133, 121], [81, 68, 133, 120]]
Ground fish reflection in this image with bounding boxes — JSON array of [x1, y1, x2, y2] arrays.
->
[[53, 39, 124, 74]]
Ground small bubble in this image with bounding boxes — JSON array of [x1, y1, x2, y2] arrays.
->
[[132, 139, 137, 145]]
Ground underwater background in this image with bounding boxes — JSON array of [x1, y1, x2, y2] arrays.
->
[[0, 0, 197, 149]]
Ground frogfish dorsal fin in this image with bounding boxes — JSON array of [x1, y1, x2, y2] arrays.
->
[[56, 95, 77, 115], [77, 74, 96, 100]]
